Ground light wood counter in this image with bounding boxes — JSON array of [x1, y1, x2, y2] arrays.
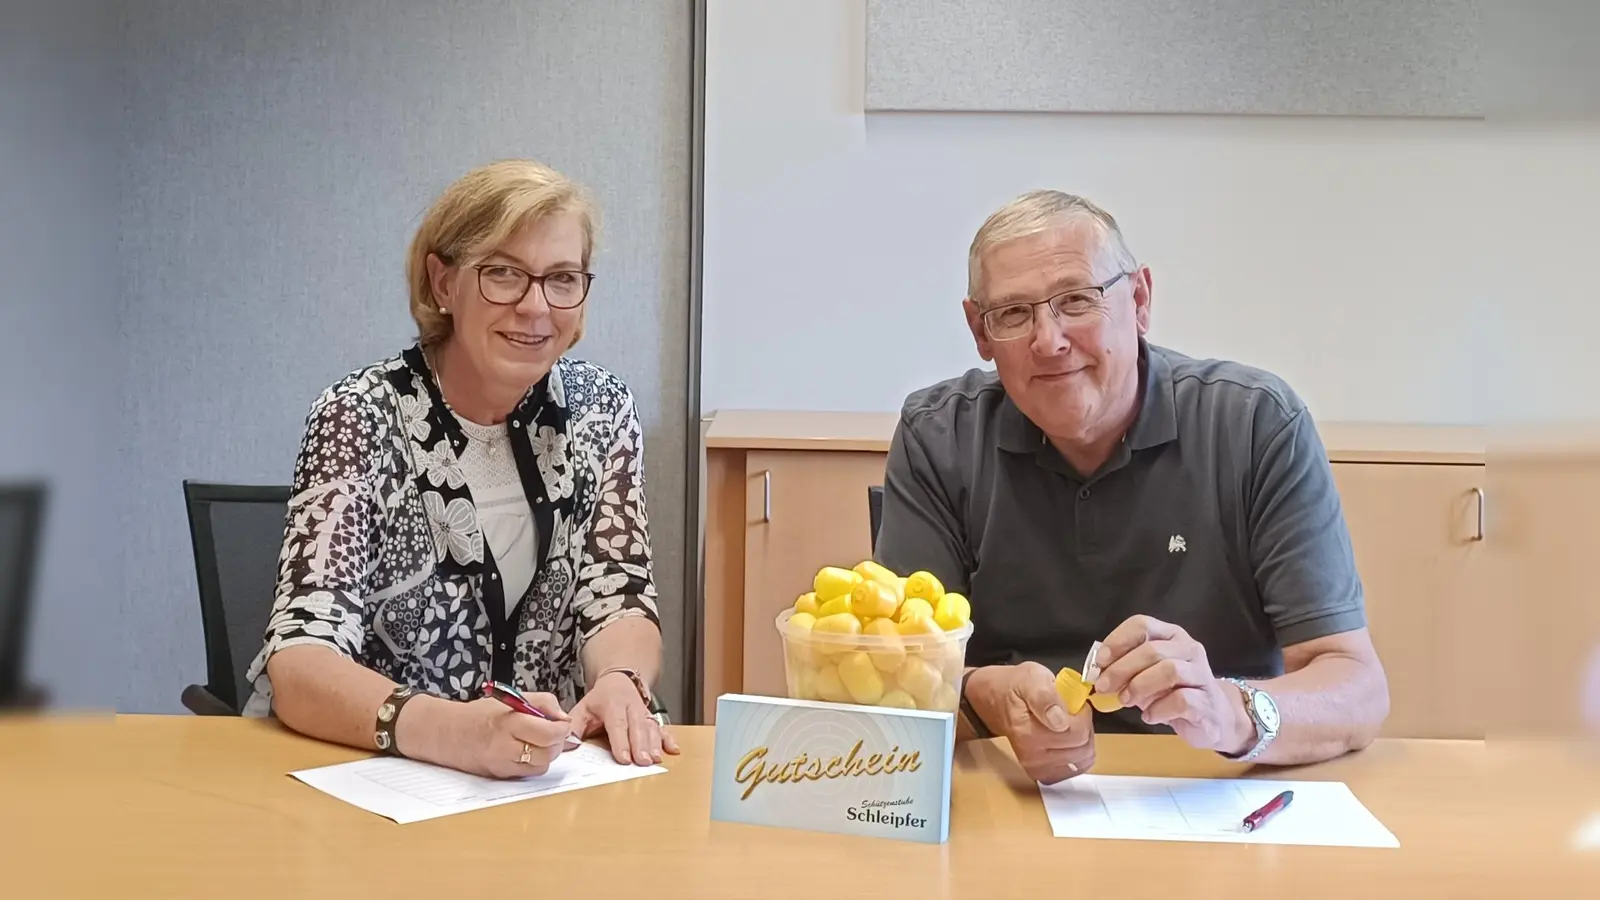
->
[[704, 409, 1486, 464], [3, 715, 1595, 897]]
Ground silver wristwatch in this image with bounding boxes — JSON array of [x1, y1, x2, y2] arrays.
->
[[1219, 677, 1279, 763]]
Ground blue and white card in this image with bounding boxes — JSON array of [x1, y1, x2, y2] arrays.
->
[[709, 693, 956, 844]]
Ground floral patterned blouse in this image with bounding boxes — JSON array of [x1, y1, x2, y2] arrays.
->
[[241, 343, 660, 716]]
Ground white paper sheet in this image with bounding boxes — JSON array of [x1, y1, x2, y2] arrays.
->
[[1038, 774, 1399, 848], [289, 741, 666, 824]]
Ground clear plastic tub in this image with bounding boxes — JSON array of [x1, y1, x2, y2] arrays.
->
[[774, 607, 973, 712]]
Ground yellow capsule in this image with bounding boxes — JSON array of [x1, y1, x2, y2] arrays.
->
[[794, 591, 820, 615], [853, 559, 900, 588], [787, 612, 817, 634], [851, 578, 899, 619], [862, 617, 907, 672], [816, 593, 854, 619], [904, 570, 945, 604], [896, 597, 933, 624], [878, 689, 917, 710], [1089, 691, 1124, 713], [933, 592, 971, 631], [925, 681, 960, 712], [815, 665, 851, 703], [897, 656, 942, 707], [896, 612, 940, 636], [1055, 667, 1091, 716], [837, 651, 886, 705], [813, 566, 863, 602], [790, 665, 819, 700]]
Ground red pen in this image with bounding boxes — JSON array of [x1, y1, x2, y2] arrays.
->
[[481, 681, 581, 746], [1241, 789, 1293, 832]]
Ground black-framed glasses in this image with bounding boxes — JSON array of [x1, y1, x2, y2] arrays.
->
[[980, 270, 1132, 342], [472, 263, 594, 309]]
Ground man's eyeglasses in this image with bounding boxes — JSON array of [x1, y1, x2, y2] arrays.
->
[[980, 270, 1132, 342], [472, 263, 594, 309]]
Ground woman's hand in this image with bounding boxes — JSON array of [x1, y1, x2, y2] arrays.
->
[[568, 672, 681, 766], [402, 694, 574, 779]]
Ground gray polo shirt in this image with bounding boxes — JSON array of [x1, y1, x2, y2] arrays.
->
[[874, 340, 1367, 734]]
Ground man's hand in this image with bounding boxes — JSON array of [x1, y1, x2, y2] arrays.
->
[[1092, 615, 1254, 755], [967, 662, 1095, 784], [568, 672, 681, 766]]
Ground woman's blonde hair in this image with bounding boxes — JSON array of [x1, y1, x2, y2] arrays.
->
[[406, 159, 600, 348]]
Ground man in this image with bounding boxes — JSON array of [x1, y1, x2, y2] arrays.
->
[[873, 190, 1390, 784]]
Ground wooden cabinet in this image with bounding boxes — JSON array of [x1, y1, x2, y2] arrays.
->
[[740, 450, 886, 700], [1331, 462, 1488, 739], [1478, 441, 1600, 740], [698, 410, 1490, 739]]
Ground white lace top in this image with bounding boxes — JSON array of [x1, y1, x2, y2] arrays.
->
[[450, 411, 538, 615]]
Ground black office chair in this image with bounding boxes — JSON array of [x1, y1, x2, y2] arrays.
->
[[181, 480, 291, 715], [868, 484, 884, 553], [0, 482, 46, 709]]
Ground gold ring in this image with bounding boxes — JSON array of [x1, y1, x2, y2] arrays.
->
[[518, 742, 534, 765]]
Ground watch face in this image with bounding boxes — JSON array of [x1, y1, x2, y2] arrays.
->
[[1253, 692, 1281, 731]]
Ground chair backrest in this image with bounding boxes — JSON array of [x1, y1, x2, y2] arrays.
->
[[0, 483, 45, 704], [868, 484, 884, 553], [182, 481, 291, 713]]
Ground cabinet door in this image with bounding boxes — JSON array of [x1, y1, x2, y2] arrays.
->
[[741, 450, 888, 699], [1331, 462, 1487, 739], [1482, 452, 1600, 739]]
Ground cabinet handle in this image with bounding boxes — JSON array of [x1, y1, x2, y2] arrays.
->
[[762, 470, 772, 523], [1471, 487, 1485, 541]]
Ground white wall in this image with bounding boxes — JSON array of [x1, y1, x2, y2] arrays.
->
[[701, 0, 1600, 427]]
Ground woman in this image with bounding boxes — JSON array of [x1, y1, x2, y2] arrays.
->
[[242, 159, 677, 779]]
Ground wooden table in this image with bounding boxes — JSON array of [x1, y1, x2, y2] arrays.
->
[[3, 716, 1596, 898]]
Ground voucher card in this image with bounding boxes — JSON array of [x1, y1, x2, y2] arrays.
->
[[708, 693, 956, 844]]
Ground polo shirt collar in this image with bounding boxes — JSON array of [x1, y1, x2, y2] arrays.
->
[[1127, 338, 1178, 450], [995, 338, 1179, 455]]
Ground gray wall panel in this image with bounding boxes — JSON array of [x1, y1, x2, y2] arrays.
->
[[117, 0, 691, 715], [865, 0, 1483, 117], [0, 0, 120, 709]]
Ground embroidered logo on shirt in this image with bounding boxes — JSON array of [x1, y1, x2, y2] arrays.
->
[[1168, 534, 1187, 553]]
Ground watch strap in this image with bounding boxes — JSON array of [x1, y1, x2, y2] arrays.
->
[[374, 685, 419, 756], [958, 669, 996, 740], [594, 667, 668, 725], [1218, 677, 1273, 763]]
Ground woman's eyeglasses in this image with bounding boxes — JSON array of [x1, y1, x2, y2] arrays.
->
[[472, 263, 594, 309]]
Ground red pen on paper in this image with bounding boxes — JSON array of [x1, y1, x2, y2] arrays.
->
[[1241, 789, 1293, 832], [481, 680, 581, 747]]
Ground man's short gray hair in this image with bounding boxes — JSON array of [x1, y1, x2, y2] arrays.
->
[[967, 190, 1138, 299]]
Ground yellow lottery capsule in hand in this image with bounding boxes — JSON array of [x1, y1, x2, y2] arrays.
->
[[1055, 666, 1123, 715]]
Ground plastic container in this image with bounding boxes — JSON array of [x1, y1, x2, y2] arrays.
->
[[774, 607, 973, 712]]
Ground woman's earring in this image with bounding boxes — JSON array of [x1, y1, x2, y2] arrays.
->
[[438, 306, 449, 315]]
